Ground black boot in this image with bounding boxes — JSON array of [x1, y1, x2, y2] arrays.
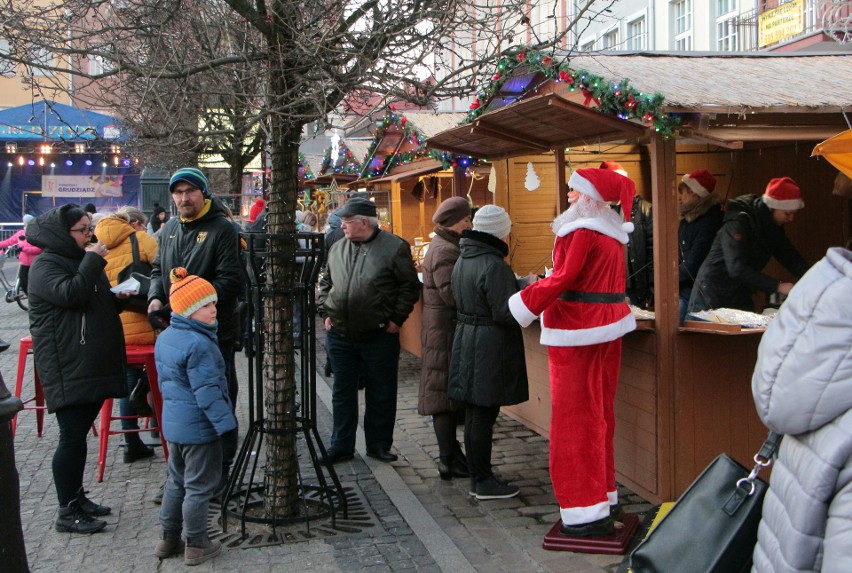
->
[[75, 488, 111, 516], [55, 499, 107, 534], [124, 435, 155, 463], [438, 441, 470, 480]]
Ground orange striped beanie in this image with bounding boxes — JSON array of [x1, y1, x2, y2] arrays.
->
[[169, 267, 217, 318]]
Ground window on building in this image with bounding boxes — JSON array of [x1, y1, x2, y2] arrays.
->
[[603, 28, 619, 50], [88, 54, 104, 75], [30, 45, 53, 76], [0, 39, 14, 76], [627, 17, 647, 50], [580, 39, 595, 52], [716, 0, 738, 51], [672, 0, 693, 51]]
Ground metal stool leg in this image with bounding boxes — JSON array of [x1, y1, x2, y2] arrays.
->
[[97, 399, 113, 482]]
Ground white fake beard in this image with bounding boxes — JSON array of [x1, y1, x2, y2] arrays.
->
[[551, 194, 621, 234]]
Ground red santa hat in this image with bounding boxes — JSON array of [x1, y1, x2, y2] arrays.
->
[[248, 198, 266, 223], [599, 161, 628, 177], [568, 168, 637, 232], [762, 177, 804, 211], [681, 169, 716, 198]]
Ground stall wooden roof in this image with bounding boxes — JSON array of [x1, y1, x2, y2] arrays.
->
[[428, 52, 852, 157]]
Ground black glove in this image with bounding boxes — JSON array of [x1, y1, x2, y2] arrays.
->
[[148, 308, 170, 333], [18, 235, 25, 241]]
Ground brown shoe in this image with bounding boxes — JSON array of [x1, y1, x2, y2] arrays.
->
[[154, 531, 184, 559], [184, 538, 222, 566]]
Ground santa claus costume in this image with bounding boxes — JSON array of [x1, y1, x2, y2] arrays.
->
[[509, 168, 637, 535]]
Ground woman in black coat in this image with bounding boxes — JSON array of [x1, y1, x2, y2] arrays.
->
[[448, 205, 529, 501], [27, 204, 129, 534]]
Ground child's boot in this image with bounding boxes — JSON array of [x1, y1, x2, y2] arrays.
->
[[154, 530, 184, 559], [184, 536, 222, 566]]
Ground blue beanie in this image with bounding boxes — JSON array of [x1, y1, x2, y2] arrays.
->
[[169, 167, 210, 197]]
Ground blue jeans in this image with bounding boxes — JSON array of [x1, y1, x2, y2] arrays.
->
[[325, 330, 400, 454], [160, 440, 222, 539]]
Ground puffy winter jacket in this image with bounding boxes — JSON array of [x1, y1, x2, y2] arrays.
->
[[419, 226, 463, 416], [751, 247, 852, 573], [95, 216, 158, 345], [448, 230, 528, 408], [317, 227, 420, 341], [149, 196, 242, 342], [154, 314, 237, 445], [0, 229, 43, 266], [688, 194, 810, 312], [26, 205, 127, 412]]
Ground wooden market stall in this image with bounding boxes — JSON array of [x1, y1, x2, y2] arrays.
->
[[427, 51, 852, 503]]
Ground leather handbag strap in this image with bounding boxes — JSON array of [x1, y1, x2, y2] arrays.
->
[[757, 431, 782, 462], [129, 232, 140, 264]]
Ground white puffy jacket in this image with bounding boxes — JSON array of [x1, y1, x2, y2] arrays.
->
[[751, 247, 852, 573]]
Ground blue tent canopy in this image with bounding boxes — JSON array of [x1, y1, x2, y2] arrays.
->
[[0, 100, 123, 142]]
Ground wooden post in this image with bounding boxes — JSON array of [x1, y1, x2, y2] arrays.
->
[[555, 149, 568, 214], [453, 163, 467, 197], [648, 133, 678, 501]]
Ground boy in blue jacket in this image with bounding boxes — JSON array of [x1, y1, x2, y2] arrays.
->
[[154, 267, 237, 566]]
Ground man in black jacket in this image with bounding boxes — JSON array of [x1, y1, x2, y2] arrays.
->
[[317, 197, 420, 464], [147, 168, 242, 493], [687, 177, 810, 314]]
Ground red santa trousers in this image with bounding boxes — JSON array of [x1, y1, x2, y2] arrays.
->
[[548, 339, 621, 525]]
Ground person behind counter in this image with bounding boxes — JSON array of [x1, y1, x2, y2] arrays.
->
[[687, 177, 810, 314], [600, 161, 653, 310], [419, 197, 472, 481], [677, 169, 724, 323]]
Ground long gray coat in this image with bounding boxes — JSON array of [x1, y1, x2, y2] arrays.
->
[[418, 227, 464, 415], [751, 247, 852, 573], [448, 230, 528, 408]]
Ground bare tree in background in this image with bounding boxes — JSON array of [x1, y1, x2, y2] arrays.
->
[[1, 0, 603, 521]]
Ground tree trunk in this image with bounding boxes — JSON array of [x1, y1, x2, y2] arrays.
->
[[262, 112, 301, 517]]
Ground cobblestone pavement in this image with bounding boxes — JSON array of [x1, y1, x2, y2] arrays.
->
[[2, 259, 651, 572]]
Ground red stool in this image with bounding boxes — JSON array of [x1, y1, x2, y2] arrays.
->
[[97, 344, 169, 482], [13, 336, 46, 437], [12, 336, 99, 439]]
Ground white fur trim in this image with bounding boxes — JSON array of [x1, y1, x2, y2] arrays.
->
[[509, 291, 538, 327], [682, 174, 709, 198], [568, 171, 604, 203], [613, 169, 628, 177], [608, 491, 618, 505], [540, 313, 636, 347], [622, 222, 634, 234], [555, 217, 629, 245], [560, 501, 609, 525], [762, 194, 804, 211]]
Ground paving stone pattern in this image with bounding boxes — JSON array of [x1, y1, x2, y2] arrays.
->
[[3, 259, 650, 573]]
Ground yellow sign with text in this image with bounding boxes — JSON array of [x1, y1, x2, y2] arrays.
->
[[759, 0, 804, 47]]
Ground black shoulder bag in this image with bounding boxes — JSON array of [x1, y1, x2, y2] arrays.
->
[[629, 432, 782, 573], [117, 233, 152, 310]]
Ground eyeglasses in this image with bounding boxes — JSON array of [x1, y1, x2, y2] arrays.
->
[[70, 225, 96, 235]]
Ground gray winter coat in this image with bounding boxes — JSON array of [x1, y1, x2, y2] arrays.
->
[[751, 247, 852, 573], [448, 230, 528, 408]]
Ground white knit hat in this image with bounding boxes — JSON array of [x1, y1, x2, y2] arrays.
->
[[473, 205, 512, 239]]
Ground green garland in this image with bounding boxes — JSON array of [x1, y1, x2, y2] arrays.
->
[[362, 107, 480, 177], [319, 141, 362, 176], [466, 49, 679, 138]]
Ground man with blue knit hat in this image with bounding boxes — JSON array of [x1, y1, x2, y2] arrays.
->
[[147, 167, 242, 501]]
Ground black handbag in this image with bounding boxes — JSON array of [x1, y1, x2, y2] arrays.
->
[[117, 233, 152, 310], [629, 432, 782, 573]]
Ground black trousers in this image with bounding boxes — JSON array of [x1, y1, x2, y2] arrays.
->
[[464, 404, 500, 483], [53, 401, 103, 506]]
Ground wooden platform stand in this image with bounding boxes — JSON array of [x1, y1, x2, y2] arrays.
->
[[542, 513, 640, 554]]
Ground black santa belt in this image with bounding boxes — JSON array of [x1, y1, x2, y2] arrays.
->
[[558, 290, 628, 304]]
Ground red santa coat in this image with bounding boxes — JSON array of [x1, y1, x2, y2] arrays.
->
[[508, 216, 636, 343], [509, 211, 636, 526]]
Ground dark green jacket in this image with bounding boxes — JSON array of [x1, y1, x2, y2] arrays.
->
[[318, 228, 420, 341], [149, 196, 242, 342], [447, 230, 528, 408]]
